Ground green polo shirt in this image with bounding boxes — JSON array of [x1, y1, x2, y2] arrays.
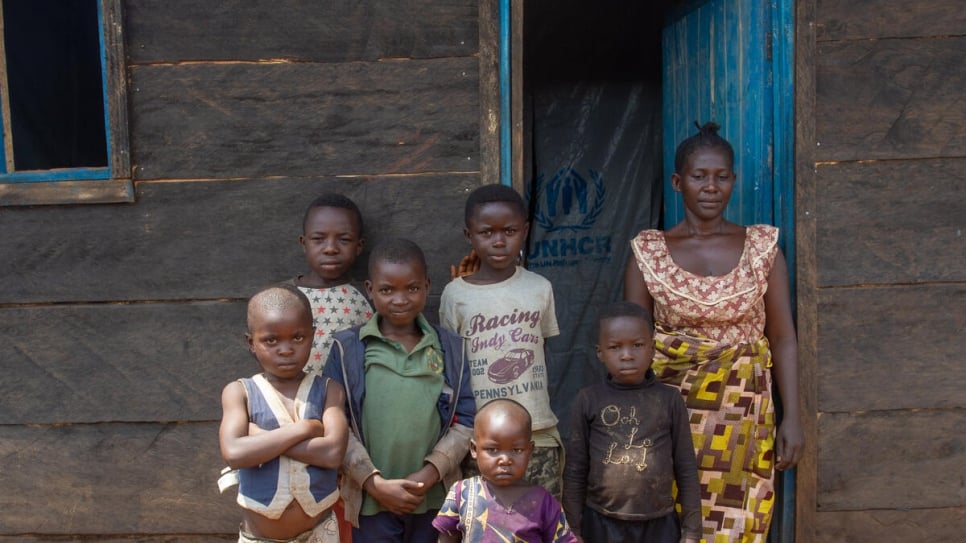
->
[[360, 314, 446, 515]]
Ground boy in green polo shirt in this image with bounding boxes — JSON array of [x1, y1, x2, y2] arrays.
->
[[323, 238, 476, 542]]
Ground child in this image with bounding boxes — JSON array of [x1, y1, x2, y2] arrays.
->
[[322, 238, 476, 542], [562, 302, 701, 543], [439, 184, 563, 497], [293, 193, 372, 377], [219, 284, 349, 543], [433, 399, 577, 543]]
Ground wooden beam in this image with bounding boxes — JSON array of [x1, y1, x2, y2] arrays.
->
[[816, 508, 966, 542], [818, 410, 965, 510], [0, 423, 237, 535], [103, 0, 131, 179], [815, 36, 966, 162], [815, 158, 966, 286], [129, 59, 479, 180], [816, 0, 963, 41], [0, 177, 134, 206], [510, 0, 524, 194], [0, 3, 15, 172], [125, 0, 479, 64], [478, 0, 500, 186], [793, 0, 819, 539], [0, 174, 478, 304], [817, 285, 966, 412]]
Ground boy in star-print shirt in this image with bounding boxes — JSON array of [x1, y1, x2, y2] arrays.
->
[[291, 193, 373, 377]]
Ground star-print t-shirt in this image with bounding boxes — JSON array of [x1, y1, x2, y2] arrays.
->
[[296, 282, 372, 376]]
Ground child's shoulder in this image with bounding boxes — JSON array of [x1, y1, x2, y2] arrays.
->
[[291, 277, 367, 295]]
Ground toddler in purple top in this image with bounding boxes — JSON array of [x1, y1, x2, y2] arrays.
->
[[433, 399, 577, 543]]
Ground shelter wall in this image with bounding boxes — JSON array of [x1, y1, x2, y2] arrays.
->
[[797, 0, 966, 540], [0, 1, 481, 540]]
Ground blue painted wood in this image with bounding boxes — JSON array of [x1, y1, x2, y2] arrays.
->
[[96, 0, 113, 170], [662, 0, 774, 229], [662, 1, 796, 541], [0, 167, 110, 183]]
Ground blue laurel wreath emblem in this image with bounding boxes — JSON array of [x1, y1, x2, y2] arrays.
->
[[531, 167, 606, 233]]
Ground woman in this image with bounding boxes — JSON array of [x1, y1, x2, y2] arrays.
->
[[624, 122, 804, 542]]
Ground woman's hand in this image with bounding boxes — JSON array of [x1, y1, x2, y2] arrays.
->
[[775, 417, 804, 471]]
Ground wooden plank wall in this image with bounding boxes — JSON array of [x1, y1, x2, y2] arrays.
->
[[0, 1, 481, 540], [796, 1, 966, 540]]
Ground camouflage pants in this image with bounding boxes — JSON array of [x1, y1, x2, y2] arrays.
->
[[461, 443, 563, 500]]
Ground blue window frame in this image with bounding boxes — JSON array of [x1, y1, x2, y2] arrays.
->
[[0, 0, 132, 205]]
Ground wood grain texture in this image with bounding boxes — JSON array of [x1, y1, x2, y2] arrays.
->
[[125, 0, 478, 64], [0, 423, 237, 535], [817, 285, 966, 412], [817, 410, 965, 510], [0, 301, 247, 424], [0, 174, 479, 304], [478, 0, 500, 186], [105, 0, 131, 179], [793, 0, 820, 538], [816, 0, 964, 41], [129, 59, 479, 180], [816, 508, 966, 542], [0, 177, 134, 206], [815, 159, 966, 286], [815, 36, 966, 162]]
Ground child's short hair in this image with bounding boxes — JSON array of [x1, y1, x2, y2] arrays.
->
[[673, 121, 735, 174], [302, 192, 364, 235], [477, 398, 533, 437], [247, 283, 313, 331], [464, 184, 527, 224], [367, 238, 428, 276], [597, 301, 654, 335]]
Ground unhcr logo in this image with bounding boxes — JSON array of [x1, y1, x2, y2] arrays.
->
[[531, 167, 605, 232], [527, 167, 612, 268]]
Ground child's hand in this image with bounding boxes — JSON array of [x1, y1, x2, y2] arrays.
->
[[450, 249, 480, 279], [404, 464, 441, 496], [296, 418, 325, 439], [364, 474, 425, 514]]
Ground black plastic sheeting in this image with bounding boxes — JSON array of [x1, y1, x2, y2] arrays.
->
[[524, 80, 662, 432], [522, 2, 667, 432]]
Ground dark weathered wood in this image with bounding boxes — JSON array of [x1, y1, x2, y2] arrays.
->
[[815, 36, 966, 161], [105, 0, 131, 179], [0, 423, 237, 534], [511, 0, 524, 191], [816, 508, 966, 542], [815, 159, 966, 286], [794, 0, 820, 539], [0, 301, 248, 424], [816, 0, 963, 41], [478, 0, 500, 186], [129, 59, 479, 180], [125, 0, 478, 64], [0, 177, 134, 206], [817, 285, 966, 412], [817, 410, 965, 510], [0, 174, 478, 304]]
